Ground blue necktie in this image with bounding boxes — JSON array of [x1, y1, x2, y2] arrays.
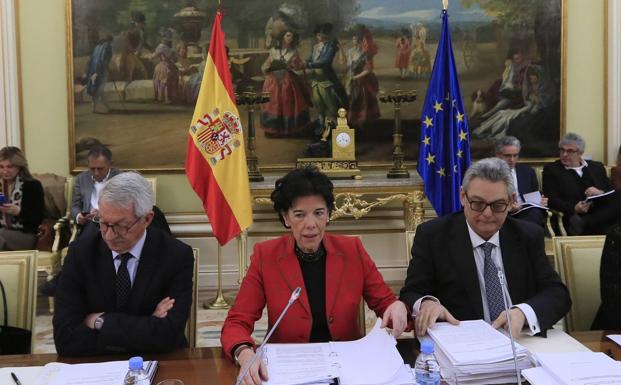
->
[[481, 242, 504, 322], [116, 253, 133, 311]]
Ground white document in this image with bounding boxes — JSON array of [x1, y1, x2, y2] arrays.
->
[[585, 189, 615, 201], [329, 319, 404, 385], [427, 320, 529, 365], [523, 191, 543, 205], [263, 319, 407, 385], [607, 334, 621, 347], [262, 343, 338, 385], [521, 367, 562, 385], [0, 366, 45, 385], [536, 351, 621, 385]]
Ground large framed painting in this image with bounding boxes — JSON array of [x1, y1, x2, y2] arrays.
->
[[66, 0, 564, 171]]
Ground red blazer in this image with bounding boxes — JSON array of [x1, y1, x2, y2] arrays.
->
[[221, 233, 397, 361]]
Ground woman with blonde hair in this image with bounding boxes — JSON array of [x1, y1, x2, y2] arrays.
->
[[0, 147, 45, 250]]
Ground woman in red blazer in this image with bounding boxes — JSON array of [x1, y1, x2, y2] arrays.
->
[[221, 167, 408, 385]]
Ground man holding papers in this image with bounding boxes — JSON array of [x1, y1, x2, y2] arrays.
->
[[400, 158, 571, 338], [495, 136, 548, 228], [53, 172, 194, 356], [543, 132, 621, 235]]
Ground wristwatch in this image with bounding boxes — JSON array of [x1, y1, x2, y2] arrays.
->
[[233, 344, 253, 366], [94, 314, 105, 330]]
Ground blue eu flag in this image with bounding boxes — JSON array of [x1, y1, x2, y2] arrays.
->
[[417, 9, 472, 216]]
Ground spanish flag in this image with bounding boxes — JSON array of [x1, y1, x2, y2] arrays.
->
[[185, 10, 252, 245]]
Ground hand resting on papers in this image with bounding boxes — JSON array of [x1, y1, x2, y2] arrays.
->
[[381, 300, 409, 337], [492, 307, 526, 338], [237, 348, 268, 385], [415, 300, 459, 336]]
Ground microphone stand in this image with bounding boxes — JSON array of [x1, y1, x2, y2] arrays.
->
[[235, 287, 302, 385], [497, 269, 523, 385]]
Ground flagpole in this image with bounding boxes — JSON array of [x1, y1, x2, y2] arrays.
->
[[206, 243, 232, 309], [443, 0, 448, 10]]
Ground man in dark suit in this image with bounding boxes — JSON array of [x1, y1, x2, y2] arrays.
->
[[495, 136, 548, 228], [53, 172, 194, 356], [543, 132, 621, 235], [400, 158, 570, 337], [71, 144, 121, 225]]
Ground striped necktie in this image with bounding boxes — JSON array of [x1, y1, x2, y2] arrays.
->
[[481, 242, 504, 322], [116, 252, 133, 311]]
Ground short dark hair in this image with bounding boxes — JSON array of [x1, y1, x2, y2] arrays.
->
[[270, 167, 334, 227], [87, 144, 112, 162]]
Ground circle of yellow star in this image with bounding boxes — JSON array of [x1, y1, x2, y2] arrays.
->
[[425, 153, 436, 165], [437, 167, 446, 177], [422, 136, 431, 146], [456, 111, 464, 122], [424, 116, 433, 128], [459, 130, 467, 141], [433, 101, 443, 113], [457, 149, 463, 158]]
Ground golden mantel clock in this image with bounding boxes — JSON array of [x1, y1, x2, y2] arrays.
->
[[297, 108, 361, 179]]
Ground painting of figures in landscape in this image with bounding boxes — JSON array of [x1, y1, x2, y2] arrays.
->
[[68, 0, 562, 170]]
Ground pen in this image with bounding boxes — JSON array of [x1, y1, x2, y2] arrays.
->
[[10, 372, 22, 385]]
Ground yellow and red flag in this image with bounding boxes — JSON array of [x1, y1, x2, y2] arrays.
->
[[185, 10, 252, 245]]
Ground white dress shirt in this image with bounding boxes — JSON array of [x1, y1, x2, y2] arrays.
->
[[110, 230, 147, 286]]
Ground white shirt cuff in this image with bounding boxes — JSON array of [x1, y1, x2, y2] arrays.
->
[[514, 303, 541, 335], [413, 295, 440, 316]]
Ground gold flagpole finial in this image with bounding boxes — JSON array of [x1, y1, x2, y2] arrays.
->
[[443, 0, 448, 10]]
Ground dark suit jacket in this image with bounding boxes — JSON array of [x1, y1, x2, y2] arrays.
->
[[220, 233, 397, 361], [399, 212, 571, 333], [515, 163, 539, 199], [543, 160, 611, 215], [70, 168, 122, 220], [53, 227, 194, 356]]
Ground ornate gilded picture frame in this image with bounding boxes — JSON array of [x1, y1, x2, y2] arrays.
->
[[66, 0, 565, 171]]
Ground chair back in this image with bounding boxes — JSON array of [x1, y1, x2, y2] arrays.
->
[[0, 250, 37, 349], [186, 248, 199, 347], [145, 177, 157, 204], [553, 235, 605, 332]]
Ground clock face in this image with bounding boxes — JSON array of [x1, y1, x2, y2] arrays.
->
[[335, 132, 351, 148]]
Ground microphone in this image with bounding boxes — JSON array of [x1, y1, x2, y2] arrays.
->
[[235, 287, 302, 385], [497, 269, 523, 385]]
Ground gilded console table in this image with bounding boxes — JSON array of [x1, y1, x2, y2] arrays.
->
[[236, 172, 425, 282]]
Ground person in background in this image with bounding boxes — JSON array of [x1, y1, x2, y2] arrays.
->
[[495, 136, 548, 228], [53, 172, 193, 356], [400, 158, 570, 338], [221, 167, 408, 385], [0, 146, 45, 250], [592, 221, 621, 329], [543, 132, 621, 235], [72, 144, 121, 228]]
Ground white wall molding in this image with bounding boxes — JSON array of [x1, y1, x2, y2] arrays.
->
[[0, 0, 21, 148], [607, 0, 621, 164]]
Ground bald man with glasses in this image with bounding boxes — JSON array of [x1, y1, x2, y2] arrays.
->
[[400, 158, 570, 338]]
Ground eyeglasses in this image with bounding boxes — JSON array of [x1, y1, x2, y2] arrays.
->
[[465, 193, 509, 213], [559, 147, 579, 155], [92, 215, 143, 236]]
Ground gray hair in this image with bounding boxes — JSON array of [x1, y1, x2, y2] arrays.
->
[[494, 136, 521, 154], [559, 132, 585, 153], [99, 172, 153, 217], [463, 157, 515, 196]]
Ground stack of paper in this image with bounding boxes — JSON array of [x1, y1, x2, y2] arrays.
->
[[426, 320, 534, 385], [522, 352, 621, 385], [0, 360, 158, 385], [262, 319, 416, 385]]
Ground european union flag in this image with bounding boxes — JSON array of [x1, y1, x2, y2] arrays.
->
[[417, 9, 472, 216]]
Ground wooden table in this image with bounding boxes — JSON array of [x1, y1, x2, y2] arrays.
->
[[0, 333, 616, 385]]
